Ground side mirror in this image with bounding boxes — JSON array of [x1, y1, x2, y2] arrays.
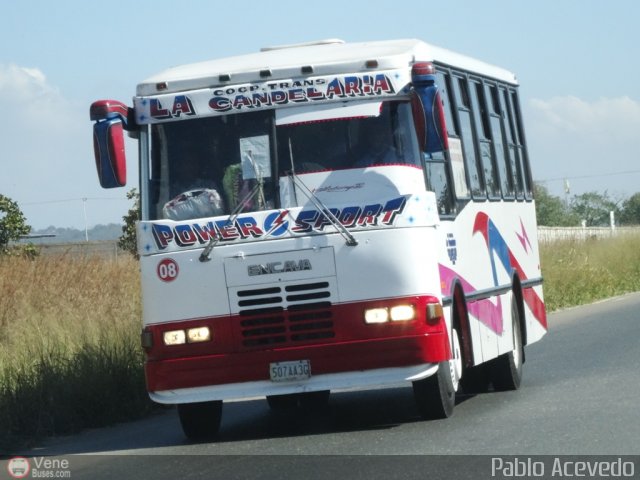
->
[[410, 63, 448, 154], [90, 100, 129, 188]]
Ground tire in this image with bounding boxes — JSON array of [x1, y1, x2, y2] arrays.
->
[[177, 400, 223, 440], [491, 299, 524, 391], [266, 393, 300, 411], [413, 328, 461, 419], [460, 363, 492, 394]]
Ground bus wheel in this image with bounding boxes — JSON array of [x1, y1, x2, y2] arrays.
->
[[460, 363, 491, 394], [491, 301, 524, 391], [177, 400, 223, 440], [413, 329, 461, 419]]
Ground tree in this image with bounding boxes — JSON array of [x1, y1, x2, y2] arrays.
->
[[533, 183, 579, 226], [570, 191, 620, 227], [0, 194, 35, 256], [118, 188, 140, 258], [618, 192, 640, 225]]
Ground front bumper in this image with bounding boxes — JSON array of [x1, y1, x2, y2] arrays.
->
[[146, 332, 448, 404]]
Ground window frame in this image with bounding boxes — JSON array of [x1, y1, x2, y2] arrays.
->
[[433, 61, 534, 206]]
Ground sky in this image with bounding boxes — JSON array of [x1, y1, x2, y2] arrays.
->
[[1, 0, 639, 230]]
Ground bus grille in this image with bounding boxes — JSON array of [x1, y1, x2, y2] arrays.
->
[[235, 281, 335, 348]]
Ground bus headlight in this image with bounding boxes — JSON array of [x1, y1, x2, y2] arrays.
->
[[163, 327, 211, 345], [390, 305, 415, 321], [187, 327, 211, 343], [364, 305, 416, 324], [364, 308, 389, 324], [163, 330, 186, 345]]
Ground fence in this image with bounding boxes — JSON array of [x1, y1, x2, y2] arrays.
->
[[537, 226, 640, 243], [33, 240, 124, 259]]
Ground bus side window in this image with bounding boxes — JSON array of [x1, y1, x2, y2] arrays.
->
[[510, 90, 533, 199], [436, 71, 458, 137], [500, 87, 525, 199], [487, 84, 514, 199], [453, 76, 485, 199], [470, 79, 499, 199], [424, 153, 453, 216], [424, 70, 457, 215]]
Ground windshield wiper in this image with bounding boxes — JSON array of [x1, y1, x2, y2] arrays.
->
[[287, 171, 358, 247], [200, 140, 358, 262], [200, 149, 269, 262], [285, 138, 357, 247], [199, 179, 264, 262]]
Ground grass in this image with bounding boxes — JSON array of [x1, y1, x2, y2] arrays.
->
[[540, 234, 640, 311], [0, 254, 153, 452], [2, 233, 640, 451]]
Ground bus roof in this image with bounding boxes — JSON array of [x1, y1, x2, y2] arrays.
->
[[136, 38, 518, 97]]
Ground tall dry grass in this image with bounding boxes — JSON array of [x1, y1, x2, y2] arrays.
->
[[540, 234, 640, 311], [0, 253, 153, 451]]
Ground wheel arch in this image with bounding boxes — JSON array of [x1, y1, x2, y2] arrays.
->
[[448, 280, 474, 368], [510, 272, 527, 362]]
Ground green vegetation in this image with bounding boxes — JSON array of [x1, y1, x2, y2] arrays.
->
[[0, 194, 36, 258], [0, 254, 153, 451], [1, 233, 640, 450], [540, 234, 640, 311], [117, 188, 140, 258], [534, 183, 640, 227]]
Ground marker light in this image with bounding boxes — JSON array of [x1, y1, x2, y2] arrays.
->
[[411, 61, 436, 77], [187, 327, 211, 343], [390, 305, 416, 322], [141, 330, 154, 349], [364, 308, 390, 324], [426, 302, 444, 325], [163, 330, 186, 346]]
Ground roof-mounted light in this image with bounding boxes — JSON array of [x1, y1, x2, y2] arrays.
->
[[412, 62, 436, 76], [155, 81, 168, 91], [365, 59, 379, 69], [260, 69, 272, 78], [219, 73, 231, 82], [301, 65, 314, 74]]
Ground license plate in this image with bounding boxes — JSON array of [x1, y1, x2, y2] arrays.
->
[[270, 360, 311, 382]]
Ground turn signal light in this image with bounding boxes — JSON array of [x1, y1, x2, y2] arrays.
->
[[426, 303, 444, 325]]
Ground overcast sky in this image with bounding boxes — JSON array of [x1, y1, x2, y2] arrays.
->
[[1, 0, 638, 230]]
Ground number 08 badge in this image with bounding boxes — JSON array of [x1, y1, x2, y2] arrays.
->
[[157, 258, 179, 282]]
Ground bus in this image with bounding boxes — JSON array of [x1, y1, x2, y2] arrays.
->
[[90, 38, 546, 439]]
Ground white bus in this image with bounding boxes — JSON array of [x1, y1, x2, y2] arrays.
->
[[90, 38, 547, 439]]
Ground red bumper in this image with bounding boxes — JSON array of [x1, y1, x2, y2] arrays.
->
[[144, 295, 449, 392], [146, 332, 448, 392]]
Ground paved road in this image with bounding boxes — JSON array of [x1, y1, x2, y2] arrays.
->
[[7, 293, 640, 478]]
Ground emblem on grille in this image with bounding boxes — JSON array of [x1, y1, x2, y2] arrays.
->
[[248, 259, 312, 276]]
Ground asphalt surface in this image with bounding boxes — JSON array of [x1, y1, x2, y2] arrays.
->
[[5, 293, 640, 478]]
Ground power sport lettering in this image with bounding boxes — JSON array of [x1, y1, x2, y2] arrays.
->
[[151, 196, 406, 249]]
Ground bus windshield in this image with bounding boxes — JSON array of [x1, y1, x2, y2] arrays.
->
[[144, 100, 420, 221], [276, 100, 420, 174]]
